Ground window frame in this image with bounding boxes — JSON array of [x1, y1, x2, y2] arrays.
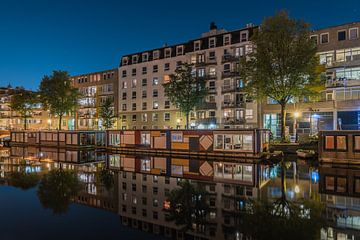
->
[[320, 32, 329, 44]]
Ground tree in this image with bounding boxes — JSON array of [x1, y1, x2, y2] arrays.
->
[[39, 70, 79, 130], [163, 63, 207, 129], [99, 97, 115, 129], [37, 168, 82, 214], [239, 11, 323, 141], [10, 90, 38, 130], [168, 180, 209, 232]]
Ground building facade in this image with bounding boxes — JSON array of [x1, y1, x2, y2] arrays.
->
[[0, 86, 52, 130], [70, 68, 119, 130], [262, 22, 360, 139], [118, 23, 259, 130]]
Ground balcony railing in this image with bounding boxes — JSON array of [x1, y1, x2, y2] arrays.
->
[[197, 102, 217, 110], [221, 54, 241, 63], [221, 71, 240, 79], [221, 102, 246, 108], [196, 117, 217, 125], [206, 87, 217, 94], [222, 117, 246, 124], [221, 85, 242, 93]]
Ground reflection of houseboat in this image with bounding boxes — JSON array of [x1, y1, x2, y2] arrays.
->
[[319, 165, 360, 236], [107, 153, 272, 189], [9, 146, 106, 164], [319, 130, 360, 164], [10, 130, 106, 148], [107, 129, 270, 158]]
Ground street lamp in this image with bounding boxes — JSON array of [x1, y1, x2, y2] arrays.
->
[[176, 118, 181, 129], [47, 119, 52, 130]]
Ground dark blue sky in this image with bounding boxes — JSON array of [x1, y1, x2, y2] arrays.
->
[[0, 0, 358, 90]]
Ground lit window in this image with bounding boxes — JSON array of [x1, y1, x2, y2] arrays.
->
[[336, 136, 347, 150], [153, 101, 159, 109], [325, 136, 334, 150]]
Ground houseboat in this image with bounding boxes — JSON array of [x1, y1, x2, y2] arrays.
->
[[10, 130, 106, 148], [106, 128, 270, 158], [319, 130, 360, 164]]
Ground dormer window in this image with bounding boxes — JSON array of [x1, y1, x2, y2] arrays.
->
[[165, 48, 171, 58], [240, 31, 248, 42], [223, 34, 231, 45], [122, 57, 128, 65], [194, 41, 201, 51], [153, 50, 160, 60], [142, 53, 148, 62], [349, 27, 359, 40], [132, 55, 138, 64], [209, 37, 216, 48], [176, 45, 184, 56]]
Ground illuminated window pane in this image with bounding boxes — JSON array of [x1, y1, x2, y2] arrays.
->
[[325, 136, 335, 150], [336, 136, 347, 150]]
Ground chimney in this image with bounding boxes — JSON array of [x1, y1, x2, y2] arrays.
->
[[210, 22, 217, 31], [246, 23, 254, 28]]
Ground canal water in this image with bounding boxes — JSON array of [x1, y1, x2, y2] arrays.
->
[[0, 147, 358, 240]]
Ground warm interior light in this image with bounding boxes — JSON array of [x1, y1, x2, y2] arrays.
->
[[294, 112, 300, 118]]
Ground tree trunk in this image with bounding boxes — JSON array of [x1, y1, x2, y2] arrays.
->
[[58, 115, 62, 130], [23, 116, 27, 130], [280, 102, 287, 142], [185, 112, 189, 129]]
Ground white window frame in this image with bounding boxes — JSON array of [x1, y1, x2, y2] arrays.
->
[[310, 34, 318, 44], [176, 45, 184, 56], [164, 48, 171, 58], [320, 32, 329, 44], [142, 53, 148, 62], [132, 55, 138, 64], [349, 27, 359, 40], [223, 34, 231, 45], [194, 40, 201, 51], [164, 112, 171, 121], [153, 50, 160, 60], [209, 37, 216, 48]]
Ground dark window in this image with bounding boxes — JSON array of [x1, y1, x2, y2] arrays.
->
[[338, 31, 346, 41]]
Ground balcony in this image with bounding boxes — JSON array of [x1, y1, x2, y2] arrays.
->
[[222, 117, 246, 125], [221, 85, 242, 93], [206, 87, 217, 94], [194, 58, 217, 67], [196, 117, 217, 125], [197, 74, 217, 81], [197, 102, 217, 110], [221, 71, 240, 79], [221, 54, 240, 63], [221, 102, 246, 108]]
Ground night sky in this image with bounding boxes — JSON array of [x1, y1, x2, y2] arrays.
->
[[0, 0, 358, 90]]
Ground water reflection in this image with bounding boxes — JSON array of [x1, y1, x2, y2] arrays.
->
[[0, 146, 359, 239]]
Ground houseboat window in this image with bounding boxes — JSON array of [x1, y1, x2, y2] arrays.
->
[[141, 159, 151, 172], [355, 178, 360, 193], [336, 136, 347, 150], [325, 176, 335, 191], [141, 133, 150, 145], [171, 132, 183, 142], [354, 136, 360, 151], [109, 133, 120, 146], [324, 136, 335, 150], [214, 133, 253, 151], [109, 155, 120, 168], [214, 163, 253, 183], [337, 177, 347, 193], [171, 165, 183, 175]]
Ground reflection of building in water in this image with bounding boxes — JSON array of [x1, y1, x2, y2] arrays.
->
[[259, 161, 319, 202], [319, 165, 360, 239], [111, 153, 273, 239]]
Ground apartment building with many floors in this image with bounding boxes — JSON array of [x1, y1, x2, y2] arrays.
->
[[262, 22, 360, 139], [118, 23, 259, 130], [70, 68, 119, 130]]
